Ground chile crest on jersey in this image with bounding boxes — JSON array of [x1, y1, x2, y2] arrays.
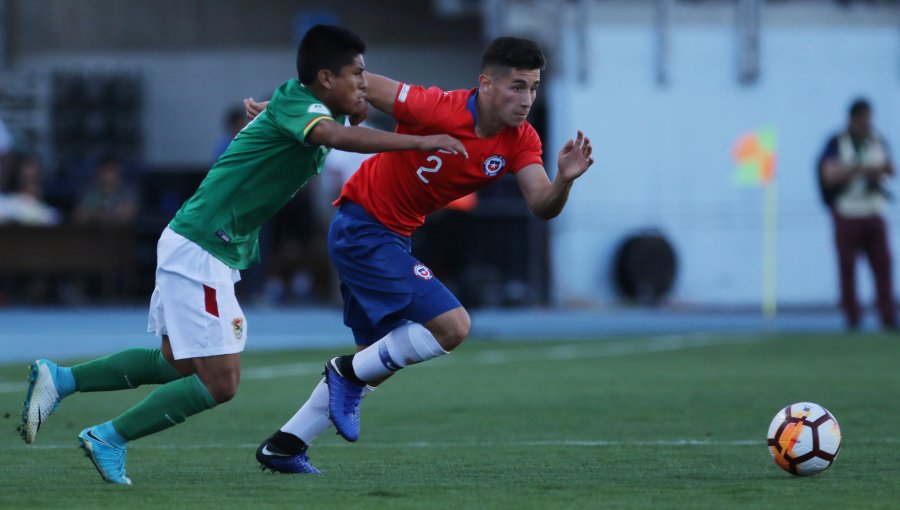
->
[[482, 154, 506, 177]]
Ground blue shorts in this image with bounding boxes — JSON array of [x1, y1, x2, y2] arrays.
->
[[329, 202, 462, 346]]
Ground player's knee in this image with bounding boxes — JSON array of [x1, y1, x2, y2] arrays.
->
[[206, 378, 239, 404], [190, 351, 242, 403], [195, 365, 240, 404], [441, 330, 467, 351], [437, 309, 470, 351]]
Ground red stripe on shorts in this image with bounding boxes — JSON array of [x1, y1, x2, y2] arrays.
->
[[203, 284, 219, 317]]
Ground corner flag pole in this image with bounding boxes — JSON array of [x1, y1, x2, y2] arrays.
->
[[762, 180, 777, 319], [733, 127, 777, 319]]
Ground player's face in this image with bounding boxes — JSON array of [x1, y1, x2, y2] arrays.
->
[[486, 68, 541, 127], [331, 55, 368, 116]]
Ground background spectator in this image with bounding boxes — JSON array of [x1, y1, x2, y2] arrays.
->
[[213, 105, 249, 160], [0, 153, 61, 226], [818, 98, 896, 330], [73, 156, 139, 226]]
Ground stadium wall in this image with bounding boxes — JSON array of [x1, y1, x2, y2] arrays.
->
[[16, 46, 480, 167], [547, 21, 900, 307]]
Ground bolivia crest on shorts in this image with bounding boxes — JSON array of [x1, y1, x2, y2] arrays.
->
[[232, 318, 244, 340], [413, 263, 434, 280], [482, 154, 506, 177]]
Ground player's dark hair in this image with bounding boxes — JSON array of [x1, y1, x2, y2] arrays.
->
[[849, 97, 871, 119], [481, 37, 545, 72], [296, 25, 366, 85]]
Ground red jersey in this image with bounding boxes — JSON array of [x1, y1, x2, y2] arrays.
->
[[335, 83, 544, 236]]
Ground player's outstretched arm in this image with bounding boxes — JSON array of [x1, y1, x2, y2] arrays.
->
[[362, 72, 402, 116], [516, 130, 594, 220], [307, 118, 468, 157], [244, 96, 368, 125], [243, 75, 395, 120]]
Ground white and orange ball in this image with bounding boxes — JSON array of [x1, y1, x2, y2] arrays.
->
[[767, 402, 841, 476]]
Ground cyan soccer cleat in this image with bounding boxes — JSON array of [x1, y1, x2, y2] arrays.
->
[[78, 425, 132, 485], [20, 359, 68, 444], [324, 359, 364, 442], [256, 440, 320, 474]]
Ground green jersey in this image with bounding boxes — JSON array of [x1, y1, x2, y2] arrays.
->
[[169, 79, 345, 269]]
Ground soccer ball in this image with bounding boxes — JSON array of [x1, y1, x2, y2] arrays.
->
[[767, 402, 841, 476]]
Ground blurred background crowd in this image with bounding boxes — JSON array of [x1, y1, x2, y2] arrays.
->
[[0, 0, 552, 308], [0, 0, 897, 328]]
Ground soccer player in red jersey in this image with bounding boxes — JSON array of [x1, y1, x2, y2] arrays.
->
[[255, 36, 594, 472]]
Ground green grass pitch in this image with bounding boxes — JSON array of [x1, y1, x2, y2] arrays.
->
[[1, 332, 899, 509]]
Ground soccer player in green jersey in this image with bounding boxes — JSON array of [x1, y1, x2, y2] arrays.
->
[[18, 25, 467, 485]]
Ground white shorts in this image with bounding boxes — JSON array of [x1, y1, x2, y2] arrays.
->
[[147, 227, 247, 360]]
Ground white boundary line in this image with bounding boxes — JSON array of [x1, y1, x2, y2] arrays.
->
[[0, 334, 764, 394], [238, 334, 763, 380], [5, 437, 899, 451]]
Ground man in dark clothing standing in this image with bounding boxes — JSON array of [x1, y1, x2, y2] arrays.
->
[[818, 98, 896, 330]]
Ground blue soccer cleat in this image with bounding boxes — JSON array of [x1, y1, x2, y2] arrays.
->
[[256, 440, 320, 474], [78, 424, 132, 485], [20, 359, 67, 444], [324, 359, 365, 442]]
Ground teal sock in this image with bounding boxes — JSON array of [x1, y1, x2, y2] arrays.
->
[[92, 421, 128, 447], [55, 366, 76, 398]]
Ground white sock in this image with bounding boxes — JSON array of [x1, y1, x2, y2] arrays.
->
[[352, 323, 447, 383], [281, 377, 375, 444], [280, 378, 329, 443]]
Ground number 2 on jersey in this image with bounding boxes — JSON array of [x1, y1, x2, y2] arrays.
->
[[416, 155, 443, 184]]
